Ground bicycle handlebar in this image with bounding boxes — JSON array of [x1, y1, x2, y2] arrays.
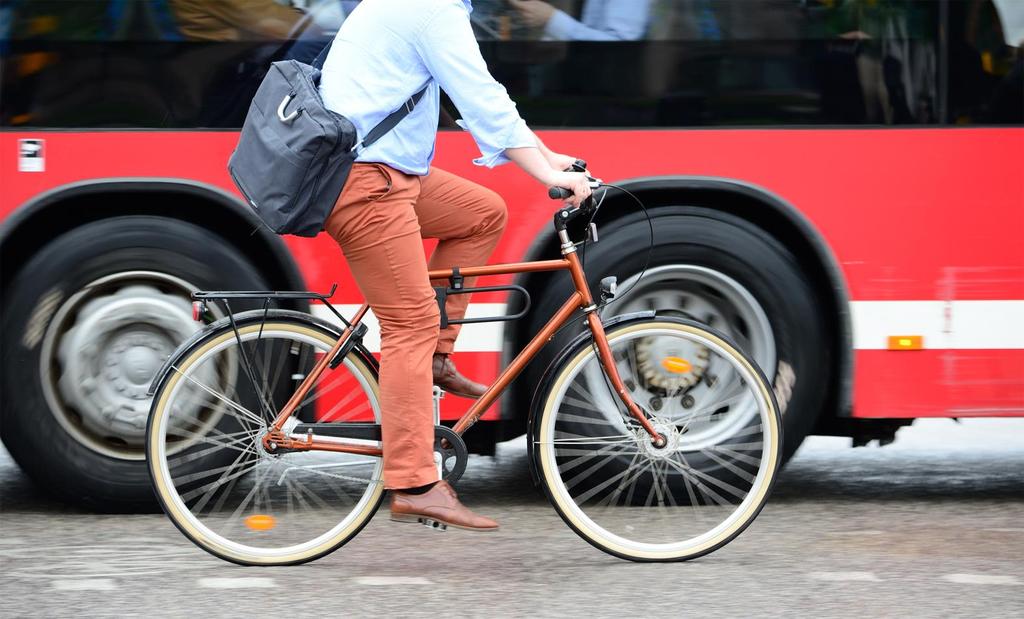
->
[[548, 159, 601, 202], [548, 186, 574, 200]]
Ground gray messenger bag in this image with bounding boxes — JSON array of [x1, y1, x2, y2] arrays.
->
[[228, 42, 427, 237]]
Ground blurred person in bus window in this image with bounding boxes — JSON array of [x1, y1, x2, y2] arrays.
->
[[169, 0, 305, 41], [509, 0, 653, 41], [168, 0, 318, 127]]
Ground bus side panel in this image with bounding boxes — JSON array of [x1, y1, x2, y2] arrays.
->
[[3, 128, 1022, 419]]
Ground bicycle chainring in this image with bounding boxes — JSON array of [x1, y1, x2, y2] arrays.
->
[[433, 426, 468, 485]]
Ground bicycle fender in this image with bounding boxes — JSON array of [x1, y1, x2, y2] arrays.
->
[[146, 308, 377, 397]]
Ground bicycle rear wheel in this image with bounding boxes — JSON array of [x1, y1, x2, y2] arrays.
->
[[146, 314, 384, 566], [532, 317, 782, 562]]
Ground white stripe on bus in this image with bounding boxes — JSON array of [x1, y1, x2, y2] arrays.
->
[[312, 300, 1024, 353], [311, 304, 507, 353], [851, 300, 1024, 350]]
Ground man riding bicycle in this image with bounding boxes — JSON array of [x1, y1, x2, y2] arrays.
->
[[320, 0, 593, 530]]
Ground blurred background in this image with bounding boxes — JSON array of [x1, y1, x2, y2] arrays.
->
[[0, 1, 1021, 615]]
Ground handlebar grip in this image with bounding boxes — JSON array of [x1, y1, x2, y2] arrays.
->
[[548, 186, 573, 200]]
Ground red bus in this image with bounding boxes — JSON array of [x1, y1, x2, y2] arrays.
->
[[2, 0, 1021, 509]]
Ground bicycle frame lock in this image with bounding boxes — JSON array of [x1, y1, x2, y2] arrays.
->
[[433, 267, 532, 329]]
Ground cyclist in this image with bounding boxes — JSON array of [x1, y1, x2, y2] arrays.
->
[[320, 0, 592, 531]]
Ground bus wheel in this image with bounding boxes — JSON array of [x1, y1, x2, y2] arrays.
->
[[527, 207, 830, 464], [0, 216, 269, 511]]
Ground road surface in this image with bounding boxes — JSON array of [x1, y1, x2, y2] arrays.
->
[[1, 419, 1022, 617]]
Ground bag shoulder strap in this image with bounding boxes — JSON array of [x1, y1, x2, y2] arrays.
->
[[358, 85, 430, 150], [311, 39, 430, 152], [312, 40, 333, 70]]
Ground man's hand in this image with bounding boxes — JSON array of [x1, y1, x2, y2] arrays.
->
[[509, 0, 556, 29], [546, 151, 582, 172], [548, 171, 593, 208]]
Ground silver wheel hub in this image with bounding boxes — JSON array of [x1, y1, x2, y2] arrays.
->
[[639, 420, 680, 459], [595, 264, 777, 447], [42, 272, 213, 460], [57, 286, 197, 444], [608, 265, 776, 376]]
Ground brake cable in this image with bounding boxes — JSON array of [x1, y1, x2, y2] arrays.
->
[[552, 181, 656, 340], [576, 182, 659, 428]]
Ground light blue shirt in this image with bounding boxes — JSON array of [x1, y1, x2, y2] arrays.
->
[[545, 0, 652, 41], [319, 0, 535, 176]]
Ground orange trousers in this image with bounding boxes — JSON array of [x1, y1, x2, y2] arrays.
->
[[325, 163, 507, 489]]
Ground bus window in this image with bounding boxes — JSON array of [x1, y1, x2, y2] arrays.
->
[[2, 0, 1020, 128]]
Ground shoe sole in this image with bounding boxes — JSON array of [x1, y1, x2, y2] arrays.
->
[[390, 513, 498, 532]]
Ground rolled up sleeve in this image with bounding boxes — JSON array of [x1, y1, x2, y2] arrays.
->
[[415, 2, 535, 167], [544, 0, 651, 42]]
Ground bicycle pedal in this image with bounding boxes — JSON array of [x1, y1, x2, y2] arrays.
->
[[418, 517, 448, 532]]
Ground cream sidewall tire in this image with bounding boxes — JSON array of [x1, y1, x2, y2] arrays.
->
[[537, 320, 782, 562], [146, 321, 385, 566]]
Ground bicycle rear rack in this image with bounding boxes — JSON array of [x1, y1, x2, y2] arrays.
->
[[192, 283, 352, 327], [189, 284, 360, 422]]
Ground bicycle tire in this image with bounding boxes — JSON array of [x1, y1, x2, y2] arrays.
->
[[531, 316, 782, 562], [146, 313, 385, 566]]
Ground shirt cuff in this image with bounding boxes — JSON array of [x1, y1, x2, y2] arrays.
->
[[543, 9, 577, 41], [457, 118, 535, 168]]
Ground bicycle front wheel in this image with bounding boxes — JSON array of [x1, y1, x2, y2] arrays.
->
[[533, 317, 782, 562], [146, 315, 384, 566]]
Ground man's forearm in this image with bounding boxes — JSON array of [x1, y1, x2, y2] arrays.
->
[[506, 146, 558, 185], [534, 133, 555, 161]]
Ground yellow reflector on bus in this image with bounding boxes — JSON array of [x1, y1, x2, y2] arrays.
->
[[244, 514, 277, 531], [887, 335, 923, 351], [661, 356, 693, 374]]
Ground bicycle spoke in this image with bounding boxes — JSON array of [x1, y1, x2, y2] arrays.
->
[[594, 451, 642, 506], [557, 441, 634, 478], [179, 455, 261, 504], [700, 448, 757, 484], [170, 366, 266, 428], [711, 445, 762, 468], [169, 430, 260, 466]]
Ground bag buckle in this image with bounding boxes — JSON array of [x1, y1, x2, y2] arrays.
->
[[277, 92, 302, 123]]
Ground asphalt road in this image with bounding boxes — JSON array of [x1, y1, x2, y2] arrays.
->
[[2, 419, 1022, 618]]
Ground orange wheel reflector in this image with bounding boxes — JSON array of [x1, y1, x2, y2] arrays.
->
[[660, 356, 692, 374], [244, 514, 277, 531]]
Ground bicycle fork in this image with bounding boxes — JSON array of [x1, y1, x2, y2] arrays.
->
[[560, 232, 667, 448]]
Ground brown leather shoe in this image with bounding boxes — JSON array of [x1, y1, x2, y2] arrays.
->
[[432, 353, 487, 399], [390, 481, 499, 532]]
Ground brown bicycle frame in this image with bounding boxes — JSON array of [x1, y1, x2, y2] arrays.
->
[[262, 252, 664, 455]]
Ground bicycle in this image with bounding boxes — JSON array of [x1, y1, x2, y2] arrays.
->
[[145, 168, 783, 565]]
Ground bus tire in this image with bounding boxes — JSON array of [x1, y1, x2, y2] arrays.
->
[[523, 206, 830, 464], [0, 216, 269, 511]]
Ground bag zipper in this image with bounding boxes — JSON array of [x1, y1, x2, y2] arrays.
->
[[228, 166, 259, 210]]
